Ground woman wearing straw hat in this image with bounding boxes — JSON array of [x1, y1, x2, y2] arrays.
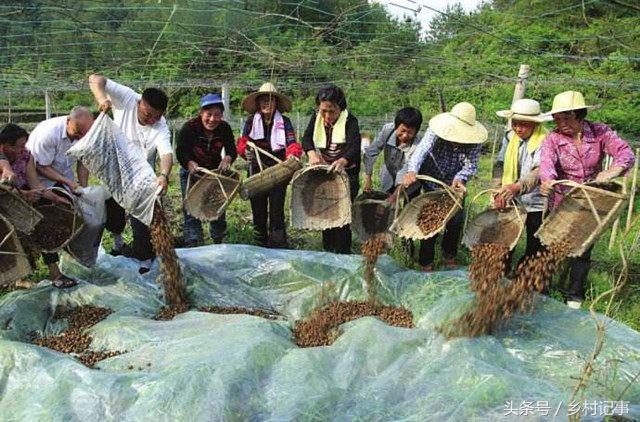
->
[[301, 84, 362, 254], [237, 82, 303, 248], [493, 98, 550, 269], [176, 93, 237, 246], [539, 90, 635, 309], [403, 102, 487, 271]]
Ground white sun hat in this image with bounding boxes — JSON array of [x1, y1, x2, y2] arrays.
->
[[543, 90, 599, 116], [428, 102, 488, 144], [496, 98, 551, 123]]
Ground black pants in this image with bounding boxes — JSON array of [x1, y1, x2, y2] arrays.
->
[[105, 198, 155, 261], [566, 246, 593, 301], [322, 168, 359, 254], [250, 183, 287, 244], [507, 211, 545, 269], [418, 205, 464, 266], [41, 183, 68, 267]]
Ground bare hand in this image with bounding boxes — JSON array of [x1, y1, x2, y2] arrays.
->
[[492, 194, 506, 209], [595, 166, 622, 183], [99, 99, 112, 113], [451, 179, 467, 195], [187, 160, 199, 174], [66, 179, 81, 193], [307, 151, 324, 166], [156, 175, 169, 196], [218, 156, 232, 172], [363, 177, 372, 193], [21, 189, 43, 203], [540, 180, 553, 197], [499, 182, 521, 203], [402, 172, 417, 188], [44, 190, 70, 205], [328, 158, 347, 173], [0, 169, 16, 186]]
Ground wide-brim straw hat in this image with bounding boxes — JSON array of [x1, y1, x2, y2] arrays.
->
[[496, 98, 551, 123], [428, 102, 487, 144], [241, 82, 292, 114], [543, 90, 599, 116]]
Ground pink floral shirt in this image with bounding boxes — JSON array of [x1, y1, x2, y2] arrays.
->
[[0, 148, 31, 189], [539, 120, 635, 207]]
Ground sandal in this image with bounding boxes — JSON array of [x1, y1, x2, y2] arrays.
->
[[52, 275, 78, 289]]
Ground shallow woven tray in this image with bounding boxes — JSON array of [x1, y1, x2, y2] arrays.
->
[[290, 165, 352, 230], [536, 181, 627, 257], [184, 168, 241, 221], [389, 175, 463, 240]]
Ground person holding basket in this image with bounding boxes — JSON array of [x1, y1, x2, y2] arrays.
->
[[492, 99, 550, 270], [237, 83, 302, 248], [539, 90, 635, 309], [176, 93, 237, 246], [402, 102, 487, 271]]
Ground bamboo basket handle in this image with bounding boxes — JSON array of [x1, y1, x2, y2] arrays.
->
[[247, 141, 283, 167], [194, 168, 231, 200], [0, 225, 15, 249], [414, 175, 464, 209], [463, 188, 500, 235], [393, 184, 410, 221], [546, 179, 604, 224]]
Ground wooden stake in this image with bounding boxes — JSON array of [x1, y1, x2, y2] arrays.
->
[[626, 149, 639, 230], [438, 87, 447, 112], [44, 90, 51, 120]]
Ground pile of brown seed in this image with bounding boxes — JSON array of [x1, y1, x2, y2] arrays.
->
[[416, 197, 454, 236], [34, 306, 124, 368], [361, 233, 389, 305], [293, 301, 413, 348], [154, 304, 281, 321], [150, 205, 187, 307], [199, 306, 280, 320], [440, 241, 570, 338]]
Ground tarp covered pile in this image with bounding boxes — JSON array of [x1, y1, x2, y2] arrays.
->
[[0, 245, 638, 420]]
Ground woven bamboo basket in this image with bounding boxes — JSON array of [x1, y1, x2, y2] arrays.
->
[[290, 165, 352, 230], [0, 213, 31, 286], [462, 189, 526, 251], [536, 180, 627, 257], [352, 190, 394, 241], [31, 187, 85, 253], [0, 183, 43, 234], [184, 168, 241, 221], [389, 175, 463, 240], [240, 141, 302, 200]]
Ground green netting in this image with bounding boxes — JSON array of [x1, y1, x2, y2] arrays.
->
[[0, 245, 638, 420]]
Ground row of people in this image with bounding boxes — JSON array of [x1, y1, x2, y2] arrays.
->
[[0, 80, 635, 309]]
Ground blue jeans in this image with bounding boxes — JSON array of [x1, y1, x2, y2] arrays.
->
[[180, 168, 226, 244]]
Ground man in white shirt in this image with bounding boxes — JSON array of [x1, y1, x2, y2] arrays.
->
[[88, 74, 173, 274], [26, 106, 94, 288]]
